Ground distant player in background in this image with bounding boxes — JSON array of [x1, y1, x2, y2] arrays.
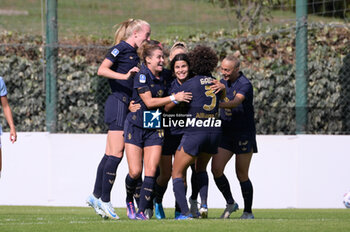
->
[[0, 76, 17, 179], [171, 45, 224, 219], [168, 42, 188, 61], [123, 41, 192, 220], [211, 54, 258, 219], [86, 18, 151, 220]]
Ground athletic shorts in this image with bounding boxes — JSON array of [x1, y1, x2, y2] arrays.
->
[[124, 119, 164, 148], [104, 95, 128, 131], [219, 132, 258, 154], [177, 132, 221, 156], [162, 133, 183, 156]]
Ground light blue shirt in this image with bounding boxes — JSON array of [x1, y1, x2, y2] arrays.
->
[[0, 76, 8, 97], [0, 76, 8, 135]]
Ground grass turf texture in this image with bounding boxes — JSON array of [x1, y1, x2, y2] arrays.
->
[[1, 206, 350, 232]]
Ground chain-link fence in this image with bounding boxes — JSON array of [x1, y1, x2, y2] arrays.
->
[[0, 0, 349, 134]]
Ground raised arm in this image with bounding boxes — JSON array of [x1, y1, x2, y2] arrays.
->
[[97, 59, 139, 80]]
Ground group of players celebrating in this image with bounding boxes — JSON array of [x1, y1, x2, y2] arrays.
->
[[86, 18, 257, 220]]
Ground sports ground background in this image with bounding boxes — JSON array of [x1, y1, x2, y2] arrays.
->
[[0, 0, 350, 209]]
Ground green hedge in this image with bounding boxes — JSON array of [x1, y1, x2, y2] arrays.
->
[[0, 24, 349, 134]]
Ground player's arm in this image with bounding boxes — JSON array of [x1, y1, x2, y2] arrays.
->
[[219, 93, 245, 109], [139, 89, 192, 109], [0, 96, 16, 143], [97, 59, 139, 80]]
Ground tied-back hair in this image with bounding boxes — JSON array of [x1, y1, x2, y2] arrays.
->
[[113, 18, 149, 45], [225, 53, 241, 68], [188, 45, 218, 76], [170, 42, 188, 57], [139, 40, 163, 64]]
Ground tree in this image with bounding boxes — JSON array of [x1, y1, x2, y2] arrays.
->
[[208, 0, 279, 32]]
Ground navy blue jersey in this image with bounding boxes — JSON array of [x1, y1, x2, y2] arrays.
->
[[164, 79, 190, 135], [105, 40, 139, 102], [177, 75, 222, 133], [219, 72, 256, 134], [126, 64, 172, 128]]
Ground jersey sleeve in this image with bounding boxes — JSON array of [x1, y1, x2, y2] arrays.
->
[[134, 72, 150, 93], [0, 77, 8, 97], [104, 43, 124, 64], [236, 81, 252, 98]]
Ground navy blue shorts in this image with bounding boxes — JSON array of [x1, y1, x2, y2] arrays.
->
[[219, 132, 258, 154], [104, 95, 128, 131], [177, 132, 221, 156], [162, 133, 183, 156], [124, 119, 164, 148]]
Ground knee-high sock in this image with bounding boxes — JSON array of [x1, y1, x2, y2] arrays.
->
[[154, 181, 168, 204], [240, 179, 253, 213], [197, 171, 209, 207], [134, 176, 143, 207], [190, 164, 199, 200], [214, 174, 234, 204], [101, 156, 122, 202], [125, 174, 138, 203], [93, 154, 109, 198], [138, 176, 155, 213], [173, 178, 189, 215]]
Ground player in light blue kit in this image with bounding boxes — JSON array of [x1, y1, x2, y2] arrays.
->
[[0, 76, 17, 179]]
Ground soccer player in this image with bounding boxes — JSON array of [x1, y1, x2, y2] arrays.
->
[[168, 42, 188, 62], [153, 53, 193, 219], [171, 45, 223, 220], [86, 19, 151, 220], [124, 41, 192, 220], [211, 54, 258, 219], [0, 76, 17, 179]]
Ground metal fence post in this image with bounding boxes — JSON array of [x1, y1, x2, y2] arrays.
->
[[296, 0, 308, 134], [45, 0, 58, 132]]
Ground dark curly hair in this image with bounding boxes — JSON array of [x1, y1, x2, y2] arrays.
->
[[188, 45, 218, 76]]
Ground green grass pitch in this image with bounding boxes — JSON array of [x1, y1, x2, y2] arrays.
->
[[1, 206, 350, 232]]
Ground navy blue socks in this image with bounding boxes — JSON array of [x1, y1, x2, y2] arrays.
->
[[190, 164, 199, 201], [125, 174, 138, 203], [93, 154, 109, 198], [101, 156, 122, 202], [138, 176, 155, 212], [197, 171, 209, 207], [154, 181, 168, 204], [173, 178, 189, 215], [214, 174, 234, 204], [240, 179, 253, 213]]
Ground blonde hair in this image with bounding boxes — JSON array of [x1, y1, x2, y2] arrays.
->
[[224, 53, 241, 68], [169, 41, 188, 60], [113, 19, 150, 45]]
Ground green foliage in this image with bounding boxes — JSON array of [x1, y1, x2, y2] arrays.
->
[[0, 23, 349, 134], [208, 0, 280, 32]]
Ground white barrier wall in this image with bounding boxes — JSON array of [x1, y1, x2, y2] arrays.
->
[[0, 132, 349, 208]]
